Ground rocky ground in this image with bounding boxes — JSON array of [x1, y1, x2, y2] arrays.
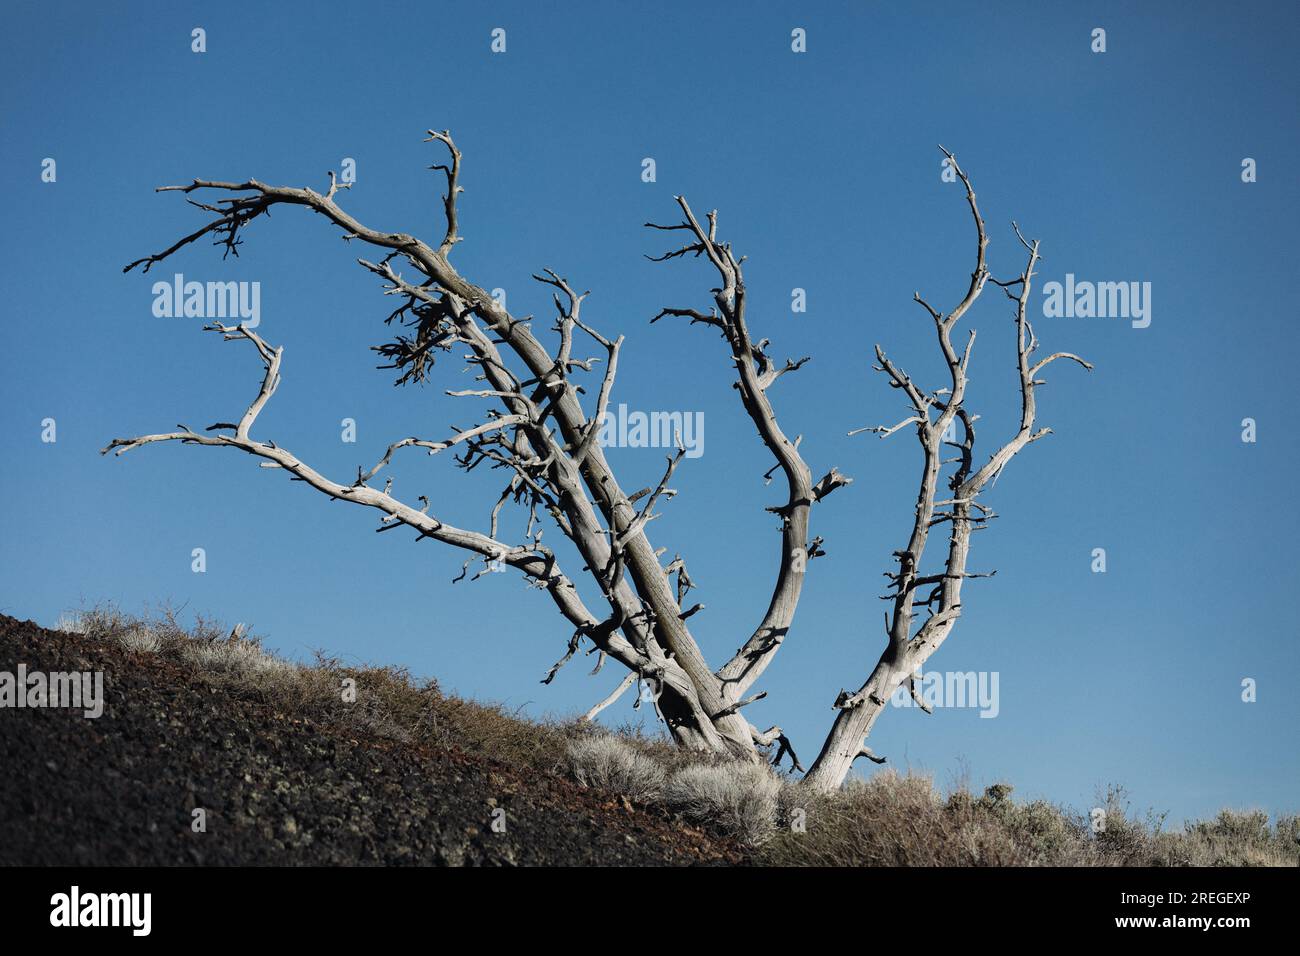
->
[[0, 615, 739, 866]]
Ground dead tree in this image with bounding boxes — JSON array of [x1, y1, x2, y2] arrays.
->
[[104, 132, 1087, 791]]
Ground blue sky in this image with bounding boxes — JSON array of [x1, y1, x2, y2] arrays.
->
[[2, 0, 1297, 826]]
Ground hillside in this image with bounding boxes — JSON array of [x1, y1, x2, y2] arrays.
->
[[1, 609, 1293, 867], [0, 613, 736, 865]]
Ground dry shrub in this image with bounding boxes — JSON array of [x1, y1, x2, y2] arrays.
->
[[566, 735, 667, 802], [1147, 809, 1299, 867], [662, 760, 782, 846]]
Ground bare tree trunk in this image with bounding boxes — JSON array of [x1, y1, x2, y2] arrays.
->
[[802, 659, 895, 790]]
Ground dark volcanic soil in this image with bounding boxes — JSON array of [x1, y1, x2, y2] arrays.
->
[[0, 615, 739, 866]]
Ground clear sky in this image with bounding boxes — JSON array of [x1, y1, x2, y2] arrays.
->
[[2, 0, 1296, 826]]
